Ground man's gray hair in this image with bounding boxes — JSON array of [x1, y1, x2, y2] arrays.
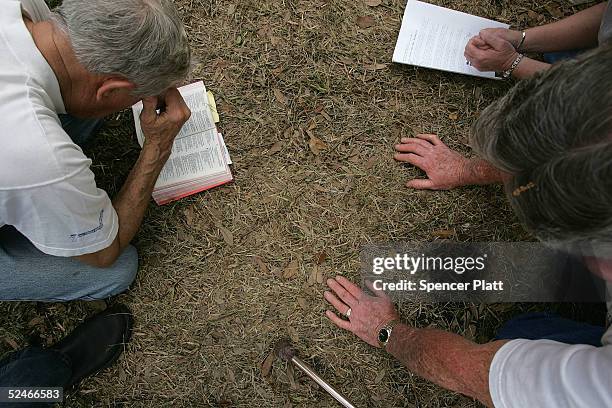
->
[[470, 45, 612, 247], [51, 0, 191, 97]]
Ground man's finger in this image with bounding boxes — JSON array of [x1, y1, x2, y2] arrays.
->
[[416, 134, 442, 146], [324, 291, 351, 315], [399, 137, 434, 148], [406, 179, 436, 190], [327, 278, 358, 306], [394, 153, 425, 167], [326, 310, 351, 331], [465, 43, 488, 62], [163, 88, 191, 120], [395, 142, 430, 157], [140, 96, 159, 122], [365, 280, 391, 300], [335, 276, 363, 299], [472, 35, 489, 49]]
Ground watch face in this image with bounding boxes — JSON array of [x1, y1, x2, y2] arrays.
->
[[378, 328, 389, 343]]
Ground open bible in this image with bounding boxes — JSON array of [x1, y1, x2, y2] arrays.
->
[[132, 81, 233, 205], [393, 0, 509, 79]]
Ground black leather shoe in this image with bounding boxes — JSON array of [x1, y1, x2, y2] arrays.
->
[[51, 304, 133, 387]]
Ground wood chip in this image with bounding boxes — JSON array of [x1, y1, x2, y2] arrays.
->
[[366, 0, 382, 6]]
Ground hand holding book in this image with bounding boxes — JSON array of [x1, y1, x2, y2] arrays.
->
[[132, 82, 233, 205], [139, 88, 191, 160]]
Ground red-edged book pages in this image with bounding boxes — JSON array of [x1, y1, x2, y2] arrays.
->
[[131, 82, 233, 205]]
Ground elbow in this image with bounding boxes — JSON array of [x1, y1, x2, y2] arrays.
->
[[93, 254, 119, 269], [75, 241, 121, 268]]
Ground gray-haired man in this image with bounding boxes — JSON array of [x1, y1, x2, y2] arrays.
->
[[0, 0, 191, 301]]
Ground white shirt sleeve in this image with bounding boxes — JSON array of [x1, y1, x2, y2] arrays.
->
[[489, 335, 612, 408], [5, 167, 119, 257], [19, 0, 50, 22]]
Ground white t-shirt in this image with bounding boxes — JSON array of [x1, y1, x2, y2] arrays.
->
[[0, 0, 118, 257], [490, 282, 612, 407]]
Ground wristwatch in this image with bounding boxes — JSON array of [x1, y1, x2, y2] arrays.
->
[[377, 319, 400, 349]]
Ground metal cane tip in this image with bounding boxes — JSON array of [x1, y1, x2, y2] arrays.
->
[[274, 337, 296, 361]]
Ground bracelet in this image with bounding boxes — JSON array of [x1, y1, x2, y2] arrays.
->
[[502, 53, 524, 79], [516, 31, 526, 52]]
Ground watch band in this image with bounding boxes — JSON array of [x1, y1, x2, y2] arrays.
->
[[502, 53, 524, 79], [377, 319, 400, 350], [516, 31, 526, 52]]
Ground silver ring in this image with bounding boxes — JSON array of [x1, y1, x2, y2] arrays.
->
[[345, 308, 352, 319]]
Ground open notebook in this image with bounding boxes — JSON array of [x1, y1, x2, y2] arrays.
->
[[132, 82, 233, 205], [393, 0, 509, 79]]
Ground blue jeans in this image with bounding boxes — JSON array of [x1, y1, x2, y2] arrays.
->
[[0, 116, 138, 301], [495, 312, 606, 346], [0, 348, 71, 408], [543, 50, 582, 64]]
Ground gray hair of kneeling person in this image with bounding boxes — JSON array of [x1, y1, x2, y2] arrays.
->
[[470, 45, 612, 251], [50, 0, 191, 97]]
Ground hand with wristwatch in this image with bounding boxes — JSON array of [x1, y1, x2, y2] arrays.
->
[[324, 276, 401, 350]]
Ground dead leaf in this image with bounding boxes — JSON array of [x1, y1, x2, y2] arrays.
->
[[283, 260, 299, 279], [366, 63, 388, 71], [316, 266, 324, 284], [307, 265, 317, 286], [253, 256, 270, 274], [356, 15, 375, 29], [315, 251, 327, 265], [365, 156, 377, 169], [297, 297, 308, 311], [432, 229, 456, 238], [269, 141, 284, 155], [219, 226, 234, 245], [3, 337, 19, 350], [366, 0, 382, 6], [375, 369, 386, 384], [261, 350, 276, 378], [308, 135, 328, 155], [287, 362, 298, 389], [227, 4, 236, 15], [448, 112, 458, 121], [287, 326, 299, 343], [28, 317, 44, 328], [273, 88, 288, 105], [184, 206, 195, 226]]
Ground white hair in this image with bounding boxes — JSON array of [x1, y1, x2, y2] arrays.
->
[[470, 45, 612, 247], [51, 0, 191, 97]]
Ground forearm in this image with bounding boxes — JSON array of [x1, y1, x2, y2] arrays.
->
[[387, 324, 508, 406], [522, 2, 607, 53], [462, 159, 510, 186], [512, 57, 551, 79], [111, 142, 169, 252]]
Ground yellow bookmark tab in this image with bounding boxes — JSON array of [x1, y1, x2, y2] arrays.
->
[[207, 90, 220, 123]]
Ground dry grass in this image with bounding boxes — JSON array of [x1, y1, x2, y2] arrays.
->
[[0, 0, 600, 407]]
